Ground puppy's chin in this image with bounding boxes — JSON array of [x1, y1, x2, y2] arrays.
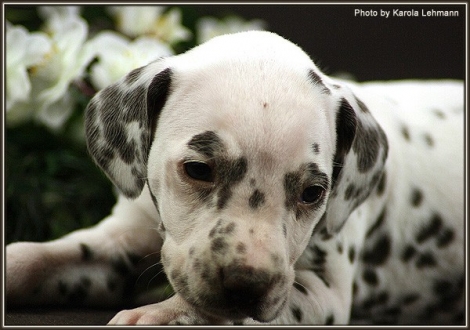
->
[[199, 298, 287, 322], [185, 291, 288, 323]]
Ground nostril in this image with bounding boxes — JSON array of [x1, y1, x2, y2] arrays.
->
[[221, 265, 271, 305]]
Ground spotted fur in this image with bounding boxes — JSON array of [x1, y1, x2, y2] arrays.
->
[[6, 31, 463, 325]]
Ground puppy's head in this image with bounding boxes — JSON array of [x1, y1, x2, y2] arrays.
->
[[85, 31, 387, 322]]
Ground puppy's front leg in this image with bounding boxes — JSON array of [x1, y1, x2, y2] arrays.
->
[[274, 226, 364, 325], [108, 294, 232, 325], [6, 186, 163, 307]]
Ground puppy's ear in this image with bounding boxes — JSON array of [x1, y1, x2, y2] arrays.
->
[[85, 62, 172, 198], [325, 94, 388, 234]]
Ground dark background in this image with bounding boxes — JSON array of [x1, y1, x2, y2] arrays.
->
[[192, 4, 465, 81]]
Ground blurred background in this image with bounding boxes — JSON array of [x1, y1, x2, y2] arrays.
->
[[5, 4, 465, 244]]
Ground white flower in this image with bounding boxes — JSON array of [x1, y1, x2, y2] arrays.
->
[[6, 7, 98, 130], [6, 23, 52, 125], [89, 31, 173, 90], [108, 6, 191, 44], [38, 5, 82, 32], [196, 16, 266, 44], [35, 10, 96, 130]]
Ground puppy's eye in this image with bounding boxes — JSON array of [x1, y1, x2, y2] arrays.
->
[[301, 185, 325, 204], [184, 161, 214, 182]]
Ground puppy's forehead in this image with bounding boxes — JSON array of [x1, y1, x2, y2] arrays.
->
[[157, 33, 338, 167]]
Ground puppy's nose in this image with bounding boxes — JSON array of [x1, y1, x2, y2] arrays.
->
[[221, 264, 272, 306]]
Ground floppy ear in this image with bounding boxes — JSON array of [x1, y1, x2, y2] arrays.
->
[[85, 62, 172, 198], [325, 93, 389, 234]]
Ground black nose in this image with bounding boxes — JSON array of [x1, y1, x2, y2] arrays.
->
[[221, 264, 272, 306]]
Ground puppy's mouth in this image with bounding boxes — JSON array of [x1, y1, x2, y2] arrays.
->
[[177, 265, 289, 322], [192, 291, 288, 323]]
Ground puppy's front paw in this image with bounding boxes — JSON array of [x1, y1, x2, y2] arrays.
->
[[108, 294, 231, 325]]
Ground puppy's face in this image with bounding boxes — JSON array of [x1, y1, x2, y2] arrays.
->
[[147, 62, 336, 321]]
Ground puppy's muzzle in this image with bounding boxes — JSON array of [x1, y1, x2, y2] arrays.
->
[[221, 264, 273, 307]]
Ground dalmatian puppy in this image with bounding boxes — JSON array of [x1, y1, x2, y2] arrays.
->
[[6, 31, 464, 325]]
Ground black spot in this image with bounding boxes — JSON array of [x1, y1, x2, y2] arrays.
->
[[270, 253, 282, 267], [415, 252, 437, 268], [312, 245, 328, 265], [401, 125, 411, 141], [216, 157, 248, 210], [354, 96, 370, 113], [80, 243, 93, 261], [433, 109, 446, 119], [344, 183, 361, 201], [217, 187, 232, 210], [337, 242, 344, 254], [189, 247, 195, 257], [308, 69, 331, 94], [283, 223, 287, 238], [310, 245, 329, 288], [332, 98, 357, 188], [222, 157, 248, 183], [222, 222, 236, 235], [103, 122, 136, 164], [209, 219, 223, 238], [423, 133, 434, 147], [188, 131, 223, 157], [293, 282, 308, 295], [291, 305, 303, 322], [348, 246, 356, 263], [249, 189, 266, 209], [401, 245, 416, 262], [320, 227, 333, 241], [147, 68, 173, 144], [416, 214, 443, 243], [411, 188, 424, 207], [284, 171, 302, 210], [353, 120, 382, 173], [125, 66, 144, 85], [352, 282, 358, 296], [236, 242, 246, 254], [171, 269, 189, 294], [366, 208, 386, 238], [122, 85, 146, 123], [211, 237, 228, 254], [312, 143, 320, 154], [250, 178, 256, 187], [376, 171, 386, 196], [325, 314, 335, 325], [363, 269, 379, 286], [436, 228, 454, 248], [362, 235, 391, 265]]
